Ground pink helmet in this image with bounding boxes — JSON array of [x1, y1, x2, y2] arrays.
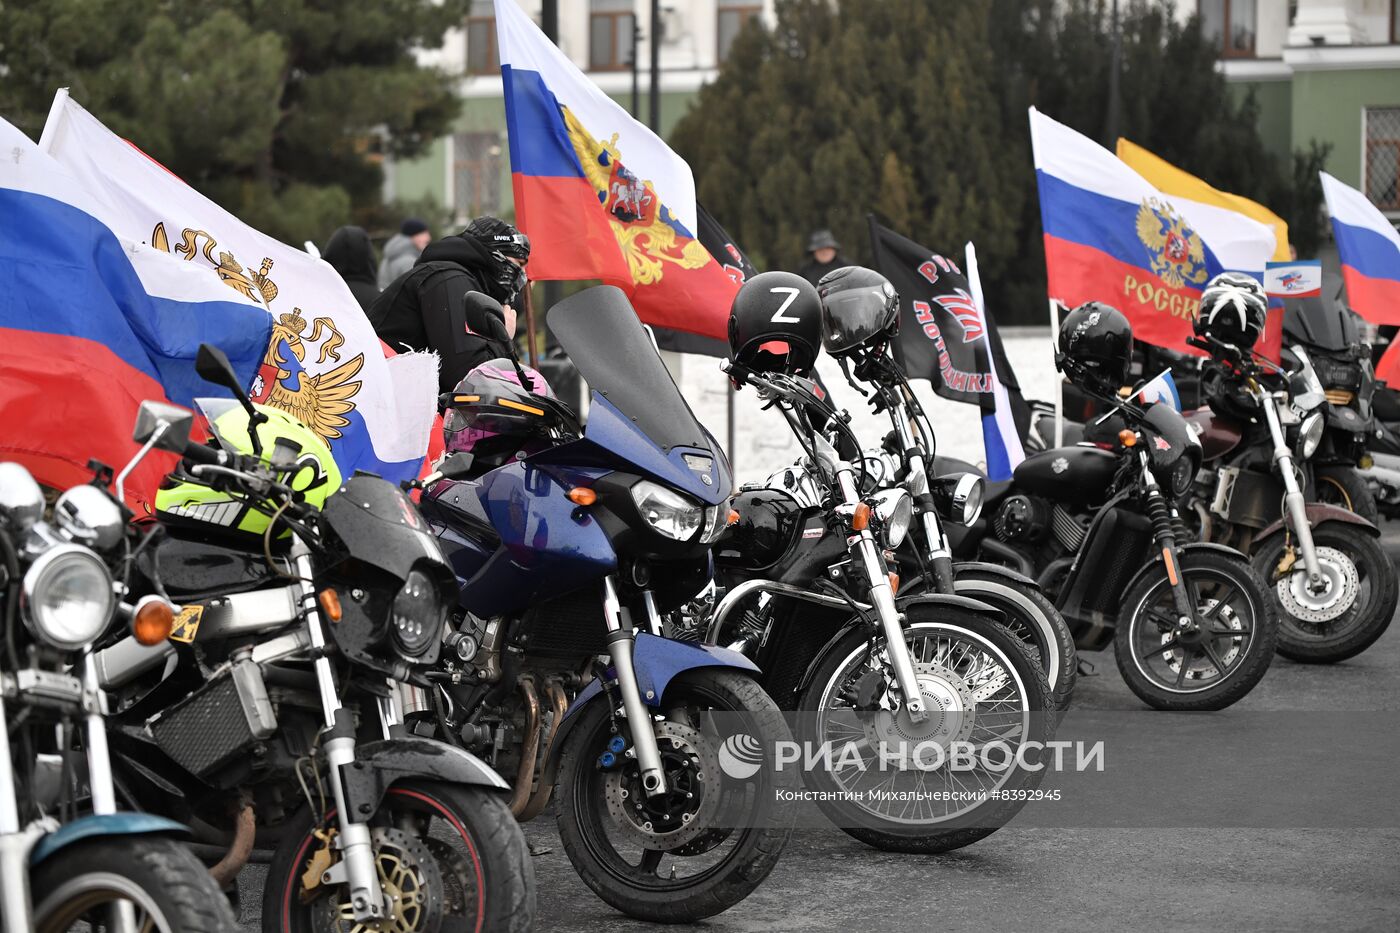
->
[[442, 359, 555, 471]]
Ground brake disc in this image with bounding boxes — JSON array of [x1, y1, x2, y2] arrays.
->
[[862, 659, 976, 769], [311, 827, 444, 933], [1276, 545, 1359, 624], [603, 720, 723, 850]]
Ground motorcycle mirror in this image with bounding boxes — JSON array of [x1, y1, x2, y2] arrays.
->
[[132, 400, 196, 453], [195, 343, 265, 456], [437, 452, 475, 481], [463, 291, 505, 324]]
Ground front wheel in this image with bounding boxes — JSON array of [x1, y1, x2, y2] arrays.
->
[[1116, 550, 1277, 710], [798, 606, 1055, 853], [31, 835, 238, 933], [1251, 523, 1397, 663], [555, 669, 795, 923], [263, 781, 534, 933], [1313, 465, 1380, 525]]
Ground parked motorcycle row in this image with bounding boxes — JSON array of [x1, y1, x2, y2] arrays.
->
[[3, 268, 1395, 931]]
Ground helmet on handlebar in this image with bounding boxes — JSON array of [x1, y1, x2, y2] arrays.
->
[[1194, 272, 1267, 350], [441, 360, 555, 474], [728, 271, 824, 376], [816, 265, 900, 356], [1057, 302, 1133, 394], [154, 400, 342, 539]]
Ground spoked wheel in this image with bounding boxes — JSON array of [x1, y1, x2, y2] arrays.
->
[[1116, 550, 1277, 710], [264, 781, 534, 933], [30, 836, 238, 933], [798, 606, 1054, 853], [555, 669, 794, 923], [1251, 524, 1398, 663]]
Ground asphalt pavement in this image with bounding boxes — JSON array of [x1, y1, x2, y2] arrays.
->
[[236, 535, 1400, 933]]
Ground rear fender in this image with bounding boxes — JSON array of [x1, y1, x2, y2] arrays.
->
[[1256, 502, 1380, 542], [29, 813, 188, 866]]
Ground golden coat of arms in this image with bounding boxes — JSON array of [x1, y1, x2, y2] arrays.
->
[[1135, 198, 1208, 290], [563, 108, 710, 286]]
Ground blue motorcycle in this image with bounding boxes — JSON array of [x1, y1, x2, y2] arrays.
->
[[420, 286, 795, 923]]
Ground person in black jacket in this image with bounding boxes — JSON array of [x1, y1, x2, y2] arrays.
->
[[798, 228, 852, 286], [322, 225, 380, 312], [368, 216, 530, 394]]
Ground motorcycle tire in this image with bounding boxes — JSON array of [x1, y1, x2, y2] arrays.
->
[[263, 780, 534, 933], [797, 605, 1055, 854], [30, 835, 238, 933], [1251, 523, 1398, 664], [1115, 549, 1277, 710], [1313, 465, 1380, 526], [554, 669, 794, 923]]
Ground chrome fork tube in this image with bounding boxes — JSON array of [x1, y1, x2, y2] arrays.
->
[[602, 576, 667, 796], [835, 466, 927, 723], [79, 653, 117, 816], [0, 690, 35, 933], [1261, 394, 1321, 581], [293, 540, 384, 922]]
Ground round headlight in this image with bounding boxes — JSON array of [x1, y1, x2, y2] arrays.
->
[[953, 474, 984, 526], [23, 545, 114, 649], [873, 489, 913, 549], [391, 568, 442, 658], [1165, 456, 1196, 498], [630, 480, 703, 541], [1297, 411, 1325, 461]]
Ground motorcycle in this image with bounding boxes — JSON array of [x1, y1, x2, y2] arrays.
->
[[948, 356, 1278, 710], [1184, 332, 1396, 663], [96, 348, 534, 932], [688, 359, 1055, 854], [832, 343, 1079, 711], [419, 287, 794, 924], [1, 458, 237, 932]]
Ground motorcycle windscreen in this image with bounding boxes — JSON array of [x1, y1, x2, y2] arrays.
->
[[1282, 297, 1358, 352], [547, 286, 730, 494]]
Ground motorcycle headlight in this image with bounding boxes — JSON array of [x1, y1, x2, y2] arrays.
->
[[1161, 455, 1197, 499], [1297, 411, 1325, 461], [872, 489, 913, 549], [391, 568, 442, 658], [930, 473, 984, 526], [23, 545, 114, 649], [631, 480, 703, 541]]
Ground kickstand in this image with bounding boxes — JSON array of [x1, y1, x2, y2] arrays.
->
[[1076, 658, 1097, 677]]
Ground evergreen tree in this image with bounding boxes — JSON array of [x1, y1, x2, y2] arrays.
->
[[0, 0, 467, 244]]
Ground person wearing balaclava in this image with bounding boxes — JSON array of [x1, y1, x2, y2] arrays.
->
[[322, 225, 380, 312], [367, 216, 530, 393], [798, 228, 852, 286]]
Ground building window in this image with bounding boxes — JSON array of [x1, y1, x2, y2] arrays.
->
[[453, 132, 503, 223], [1366, 107, 1400, 213], [1392, 0, 1398, 44], [590, 0, 635, 72], [466, 2, 498, 76], [1200, 0, 1257, 58], [718, 1, 761, 63]]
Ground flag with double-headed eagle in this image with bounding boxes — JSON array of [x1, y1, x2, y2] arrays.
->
[[1030, 108, 1276, 354], [495, 0, 738, 341], [39, 92, 439, 487]]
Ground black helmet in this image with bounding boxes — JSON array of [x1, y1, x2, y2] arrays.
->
[[728, 271, 823, 375], [1195, 272, 1267, 350], [1057, 302, 1133, 392], [463, 216, 531, 305], [816, 266, 900, 356]]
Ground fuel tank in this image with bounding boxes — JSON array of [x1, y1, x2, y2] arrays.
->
[[1183, 407, 1243, 462], [1012, 446, 1119, 508]]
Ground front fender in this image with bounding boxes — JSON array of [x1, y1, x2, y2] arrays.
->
[[339, 737, 510, 820], [953, 560, 1038, 589], [895, 592, 1002, 622], [1116, 541, 1253, 611], [29, 813, 188, 866], [1257, 502, 1380, 542]]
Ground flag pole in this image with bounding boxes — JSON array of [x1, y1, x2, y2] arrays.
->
[[523, 282, 540, 369], [727, 381, 737, 479], [1049, 297, 1063, 448]]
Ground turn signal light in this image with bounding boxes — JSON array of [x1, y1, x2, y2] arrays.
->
[[888, 572, 901, 594], [318, 588, 343, 623], [727, 509, 740, 525], [852, 502, 872, 531], [133, 599, 175, 646], [1118, 429, 1137, 448], [568, 487, 597, 506]]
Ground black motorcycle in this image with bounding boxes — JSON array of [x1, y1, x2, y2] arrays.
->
[[96, 347, 533, 932], [949, 353, 1278, 710]]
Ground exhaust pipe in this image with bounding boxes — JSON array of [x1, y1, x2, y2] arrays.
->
[[508, 677, 541, 817], [517, 681, 568, 821]]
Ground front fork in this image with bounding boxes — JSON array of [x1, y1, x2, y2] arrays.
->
[[1260, 393, 1323, 582], [891, 402, 955, 592], [0, 690, 36, 933], [292, 539, 386, 924], [1140, 451, 1198, 631], [600, 577, 668, 797]]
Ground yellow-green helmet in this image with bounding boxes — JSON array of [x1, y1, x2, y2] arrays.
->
[[156, 398, 342, 540]]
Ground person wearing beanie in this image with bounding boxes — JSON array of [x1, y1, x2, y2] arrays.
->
[[377, 217, 432, 289], [322, 225, 380, 312], [367, 215, 531, 394]]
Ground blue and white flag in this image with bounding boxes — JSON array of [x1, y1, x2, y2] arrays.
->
[[1264, 260, 1323, 299], [39, 91, 439, 484], [965, 243, 1026, 481], [1137, 369, 1182, 411]]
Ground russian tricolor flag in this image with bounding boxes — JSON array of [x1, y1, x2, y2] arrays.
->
[[1030, 109, 1276, 354], [495, 0, 737, 340], [0, 118, 271, 511], [1321, 172, 1400, 325]]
